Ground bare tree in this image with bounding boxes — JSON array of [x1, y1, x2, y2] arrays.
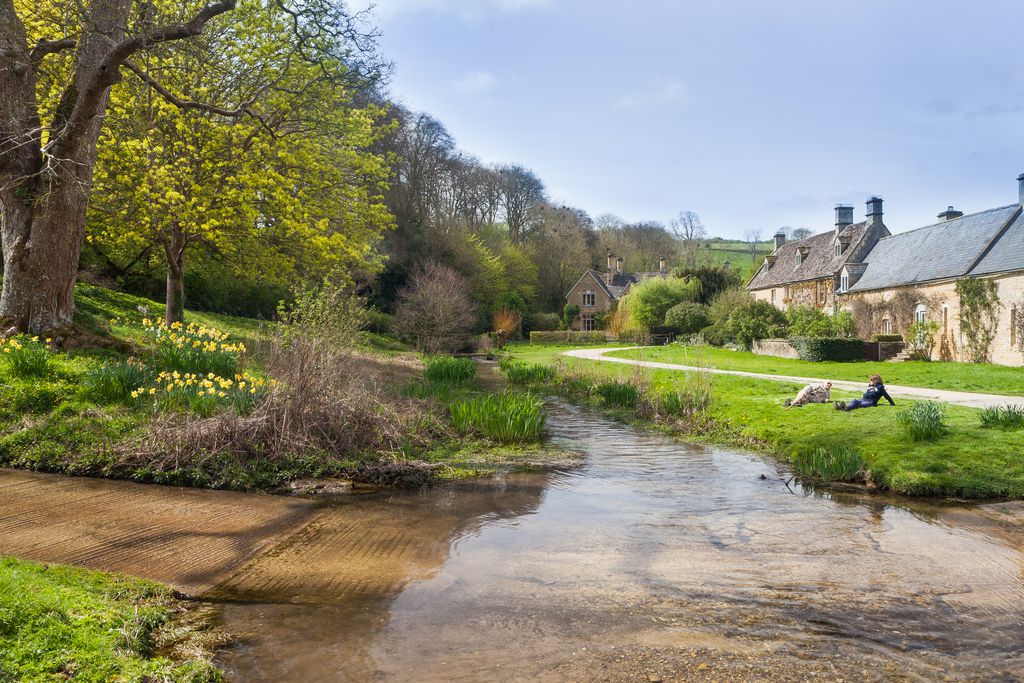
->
[[1, 0, 241, 334], [498, 164, 546, 244], [669, 210, 706, 267], [392, 262, 475, 353], [744, 229, 763, 263]]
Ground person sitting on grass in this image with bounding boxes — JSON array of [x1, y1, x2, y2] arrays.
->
[[784, 381, 832, 408], [834, 374, 895, 411]]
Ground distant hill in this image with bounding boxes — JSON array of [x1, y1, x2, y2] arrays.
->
[[693, 238, 772, 270]]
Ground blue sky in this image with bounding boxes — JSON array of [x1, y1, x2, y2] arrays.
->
[[351, 0, 1024, 239]]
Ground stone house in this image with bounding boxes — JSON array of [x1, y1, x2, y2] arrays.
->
[[745, 175, 1024, 366], [565, 254, 669, 331]]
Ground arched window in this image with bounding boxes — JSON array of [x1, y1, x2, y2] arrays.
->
[[914, 303, 927, 325]]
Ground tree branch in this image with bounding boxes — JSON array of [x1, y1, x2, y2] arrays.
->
[[29, 37, 76, 65], [122, 60, 249, 118]]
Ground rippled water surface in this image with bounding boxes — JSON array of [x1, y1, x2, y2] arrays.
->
[[216, 400, 1024, 681]]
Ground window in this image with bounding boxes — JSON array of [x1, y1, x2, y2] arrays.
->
[[818, 281, 827, 305], [1012, 306, 1018, 347], [582, 290, 595, 307], [835, 243, 842, 257], [914, 303, 927, 325], [581, 314, 595, 331], [783, 286, 790, 300], [771, 289, 776, 303], [943, 306, 949, 337], [882, 318, 892, 335], [840, 274, 849, 291]]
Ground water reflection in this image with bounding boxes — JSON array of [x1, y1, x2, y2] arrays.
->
[[217, 399, 1024, 681]]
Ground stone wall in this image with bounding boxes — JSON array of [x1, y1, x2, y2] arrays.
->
[[752, 338, 800, 359], [751, 278, 835, 312]]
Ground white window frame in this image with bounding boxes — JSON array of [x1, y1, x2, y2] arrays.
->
[[882, 318, 892, 335], [835, 243, 842, 257], [914, 303, 927, 325], [581, 314, 595, 331], [582, 290, 595, 307], [840, 274, 849, 291]]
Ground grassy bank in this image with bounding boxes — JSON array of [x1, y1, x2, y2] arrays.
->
[[607, 344, 1024, 396], [505, 344, 1024, 499], [0, 556, 224, 682]]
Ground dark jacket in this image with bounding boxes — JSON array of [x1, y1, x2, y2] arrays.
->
[[861, 383, 895, 406]]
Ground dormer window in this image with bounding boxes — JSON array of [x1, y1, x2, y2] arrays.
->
[[835, 243, 843, 257], [840, 273, 850, 291], [796, 247, 809, 265], [764, 255, 776, 270]]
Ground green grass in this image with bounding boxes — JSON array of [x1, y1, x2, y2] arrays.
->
[[0, 556, 221, 682], [595, 379, 641, 407], [423, 356, 476, 384], [504, 342, 1024, 499], [791, 445, 865, 483], [499, 359, 556, 385], [979, 405, 1024, 430], [608, 344, 1024, 396], [450, 391, 546, 443]]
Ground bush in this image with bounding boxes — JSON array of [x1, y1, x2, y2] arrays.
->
[[423, 356, 476, 384], [673, 266, 741, 305], [790, 337, 864, 362], [979, 405, 1024, 430], [83, 360, 152, 404], [449, 391, 546, 443], [616, 330, 651, 345], [907, 320, 940, 360], [527, 312, 561, 332], [595, 380, 640, 408], [392, 262, 476, 353], [562, 304, 580, 330], [620, 277, 701, 329], [786, 306, 856, 338], [791, 445, 865, 482], [500, 359, 555, 385], [700, 323, 729, 347], [725, 301, 788, 349], [529, 331, 608, 345], [872, 334, 904, 343], [365, 308, 394, 334], [664, 302, 711, 335], [896, 401, 946, 441], [708, 288, 753, 327], [0, 337, 52, 378]]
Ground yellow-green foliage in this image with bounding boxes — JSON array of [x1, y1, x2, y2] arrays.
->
[[618, 277, 701, 330]]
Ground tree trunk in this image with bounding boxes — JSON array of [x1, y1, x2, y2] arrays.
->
[[163, 228, 186, 326]]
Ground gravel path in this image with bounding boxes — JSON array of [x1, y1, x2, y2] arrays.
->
[[563, 347, 1024, 409]]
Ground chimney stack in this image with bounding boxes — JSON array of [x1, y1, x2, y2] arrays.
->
[[834, 204, 854, 231], [866, 196, 884, 227], [615, 257, 623, 273], [937, 206, 963, 222], [606, 251, 614, 271], [1018, 173, 1024, 206], [659, 257, 667, 274], [773, 231, 786, 251]]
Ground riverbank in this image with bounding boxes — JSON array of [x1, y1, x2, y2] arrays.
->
[[504, 343, 1024, 499], [0, 556, 226, 682]]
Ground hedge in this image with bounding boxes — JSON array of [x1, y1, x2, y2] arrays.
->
[[871, 334, 904, 343], [529, 331, 609, 345], [790, 336, 865, 362]]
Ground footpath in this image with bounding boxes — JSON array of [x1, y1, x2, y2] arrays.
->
[[563, 347, 1023, 410]]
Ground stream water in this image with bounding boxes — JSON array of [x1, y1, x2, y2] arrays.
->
[[215, 400, 1024, 681]]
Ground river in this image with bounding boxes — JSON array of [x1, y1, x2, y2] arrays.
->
[[212, 400, 1024, 681]]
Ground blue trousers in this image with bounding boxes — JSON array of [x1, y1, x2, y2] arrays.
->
[[846, 399, 874, 410]]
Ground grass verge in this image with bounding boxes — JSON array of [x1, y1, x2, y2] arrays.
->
[[0, 556, 225, 682]]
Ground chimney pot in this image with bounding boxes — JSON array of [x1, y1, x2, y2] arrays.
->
[[615, 257, 623, 273], [773, 231, 786, 250], [866, 196, 884, 226], [937, 205, 963, 221], [834, 204, 854, 231]]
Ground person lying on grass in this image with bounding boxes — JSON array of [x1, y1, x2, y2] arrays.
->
[[784, 381, 832, 408], [834, 373, 895, 411]]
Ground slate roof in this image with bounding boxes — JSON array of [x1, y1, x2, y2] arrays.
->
[[848, 204, 1021, 292], [970, 210, 1024, 276], [570, 270, 668, 301], [746, 223, 868, 290]]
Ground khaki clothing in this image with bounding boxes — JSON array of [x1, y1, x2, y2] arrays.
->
[[791, 383, 831, 406]]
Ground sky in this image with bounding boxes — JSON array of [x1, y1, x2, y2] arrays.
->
[[349, 0, 1024, 239]]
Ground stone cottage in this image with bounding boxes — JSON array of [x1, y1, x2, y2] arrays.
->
[[565, 254, 669, 331]]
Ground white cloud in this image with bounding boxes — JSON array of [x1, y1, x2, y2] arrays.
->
[[612, 79, 689, 112], [455, 70, 498, 94], [351, 0, 550, 22]]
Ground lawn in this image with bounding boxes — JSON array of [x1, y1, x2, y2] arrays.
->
[[504, 343, 1024, 499], [0, 556, 222, 682], [607, 344, 1024, 396]]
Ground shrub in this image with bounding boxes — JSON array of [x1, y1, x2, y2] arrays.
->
[[616, 330, 651, 345], [708, 288, 753, 327], [0, 336, 52, 378], [500, 359, 555, 385], [620, 277, 701, 329], [278, 283, 369, 348], [872, 334, 904, 342], [790, 337, 864, 362], [423, 356, 476, 384], [791, 445, 865, 482], [364, 308, 394, 334], [979, 405, 1024, 430], [562, 304, 580, 330], [143, 319, 243, 377], [595, 379, 641, 408], [725, 301, 788, 349], [906, 320, 940, 360], [528, 312, 561, 332], [787, 306, 856, 338], [83, 360, 152, 404], [392, 262, 476, 353], [896, 401, 946, 441], [492, 309, 522, 348], [700, 323, 729, 347], [664, 302, 711, 335], [673, 266, 741, 305], [529, 331, 608, 345], [449, 391, 546, 443]]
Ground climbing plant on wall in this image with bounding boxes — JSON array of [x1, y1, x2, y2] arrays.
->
[[955, 278, 1000, 363]]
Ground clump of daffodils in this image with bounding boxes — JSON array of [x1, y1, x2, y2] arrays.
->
[[142, 319, 245, 378], [131, 370, 274, 416], [0, 335, 53, 378]]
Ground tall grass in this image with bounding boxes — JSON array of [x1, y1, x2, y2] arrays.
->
[[979, 405, 1024, 430], [792, 445, 865, 482], [896, 401, 946, 441], [595, 380, 640, 408], [0, 337, 52, 378], [500, 359, 555, 385], [450, 391, 546, 443], [423, 356, 476, 384], [82, 360, 152, 404]]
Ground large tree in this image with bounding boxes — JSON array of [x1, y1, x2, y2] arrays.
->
[[1, 0, 239, 334]]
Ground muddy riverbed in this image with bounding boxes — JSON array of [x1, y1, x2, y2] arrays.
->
[[212, 400, 1024, 681]]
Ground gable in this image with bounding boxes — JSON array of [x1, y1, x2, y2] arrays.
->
[[566, 270, 614, 300]]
